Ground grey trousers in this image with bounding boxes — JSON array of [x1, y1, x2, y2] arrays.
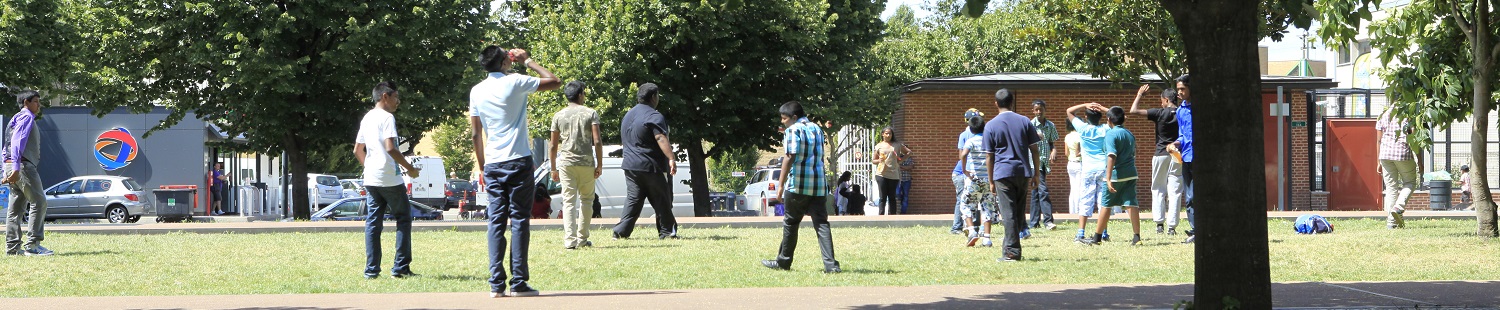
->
[[6, 162, 47, 253]]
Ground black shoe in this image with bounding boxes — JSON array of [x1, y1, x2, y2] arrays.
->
[[506, 288, 540, 297], [761, 260, 790, 270], [1088, 234, 1103, 246], [660, 234, 679, 240], [824, 267, 842, 274], [581, 240, 594, 248], [1129, 234, 1141, 246], [1167, 228, 1178, 236], [364, 273, 379, 279], [998, 255, 1023, 262], [1155, 223, 1164, 234], [392, 271, 418, 279], [612, 232, 628, 240]]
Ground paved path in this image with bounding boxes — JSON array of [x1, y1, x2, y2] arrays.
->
[[4, 281, 1497, 309], [37, 211, 1483, 235]]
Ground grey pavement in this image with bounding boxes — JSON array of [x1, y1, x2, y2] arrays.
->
[[2, 281, 1497, 309], [31, 210, 1485, 235]]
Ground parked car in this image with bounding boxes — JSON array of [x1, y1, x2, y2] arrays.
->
[[742, 165, 783, 216], [308, 174, 343, 207], [403, 156, 447, 209], [310, 197, 444, 221], [339, 179, 366, 199], [39, 176, 149, 223], [445, 179, 476, 211], [543, 157, 696, 218]]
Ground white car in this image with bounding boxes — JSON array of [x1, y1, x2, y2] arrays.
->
[[402, 156, 448, 209], [308, 173, 343, 207], [544, 157, 697, 218], [742, 166, 783, 217]]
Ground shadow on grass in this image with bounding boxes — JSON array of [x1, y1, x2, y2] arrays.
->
[[675, 235, 740, 241], [839, 268, 899, 275], [58, 250, 121, 257], [842, 281, 1500, 309], [596, 244, 682, 250], [428, 274, 485, 282]]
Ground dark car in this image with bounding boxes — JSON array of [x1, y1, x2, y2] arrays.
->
[[310, 197, 443, 221], [445, 179, 477, 211]]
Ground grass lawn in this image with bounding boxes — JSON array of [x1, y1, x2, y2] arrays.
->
[[1, 218, 1497, 297]]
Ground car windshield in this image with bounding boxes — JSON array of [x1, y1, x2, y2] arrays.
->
[[122, 179, 144, 191], [448, 180, 471, 191], [316, 176, 339, 187]]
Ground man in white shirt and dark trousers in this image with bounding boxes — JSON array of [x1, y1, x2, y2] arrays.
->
[[354, 81, 421, 279], [469, 46, 562, 297]]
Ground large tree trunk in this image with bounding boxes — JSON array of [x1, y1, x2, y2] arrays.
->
[[1469, 0, 1499, 237], [285, 134, 312, 220], [1161, 0, 1273, 308], [685, 139, 712, 217]]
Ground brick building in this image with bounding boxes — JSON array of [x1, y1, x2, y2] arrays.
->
[[892, 73, 1342, 215]]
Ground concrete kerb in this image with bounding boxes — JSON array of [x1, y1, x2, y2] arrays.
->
[[36, 211, 1481, 235]]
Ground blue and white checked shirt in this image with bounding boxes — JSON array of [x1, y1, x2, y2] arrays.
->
[[783, 117, 827, 196]]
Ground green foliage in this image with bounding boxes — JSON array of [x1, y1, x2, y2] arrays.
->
[[66, 0, 492, 217], [1024, 0, 1185, 85], [0, 0, 77, 113], [706, 145, 758, 192], [433, 116, 475, 179], [874, 3, 1081, 87]]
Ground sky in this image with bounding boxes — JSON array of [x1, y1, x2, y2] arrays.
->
[[877, 0, 1321, 62]]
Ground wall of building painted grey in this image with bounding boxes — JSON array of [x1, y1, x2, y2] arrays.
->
[[30, 107, 208, 214]]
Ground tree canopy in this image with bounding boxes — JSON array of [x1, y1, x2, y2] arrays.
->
[[0, 0, 77, 113]]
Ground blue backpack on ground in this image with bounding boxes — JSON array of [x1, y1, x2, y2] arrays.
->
[[1294, 214, 1333, 234]]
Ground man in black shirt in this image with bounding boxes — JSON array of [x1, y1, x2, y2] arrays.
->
[[1127, 84, 1183, 235], [612, 83, 679, 239]]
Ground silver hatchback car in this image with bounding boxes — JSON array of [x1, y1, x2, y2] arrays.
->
[[42, 176, 150, 223]]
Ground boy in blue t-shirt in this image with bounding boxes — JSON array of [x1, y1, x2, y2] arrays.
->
[[1065, 102, 1111, 243], [959, 112, 997, 247], [1087, 106, 1140, 245]]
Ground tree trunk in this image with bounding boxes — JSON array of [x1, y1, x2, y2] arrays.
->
[[285, 134, 312, 220], [1161, 0, 1273, 308], [1469, 0, 1498, 237], [685, 139, 713, 217]]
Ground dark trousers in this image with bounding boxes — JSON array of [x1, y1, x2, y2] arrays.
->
[[1183, 162, 1195, 232], [364, 185, 412, 276], [775, 192, 839, 270], [877, 177, 900, 215], [613, 170, 678, 238], [482, 158, 534, 293], [995, 177, 1028, 258], [1028, 180, 1055, 228]]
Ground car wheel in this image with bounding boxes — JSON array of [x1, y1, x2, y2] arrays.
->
[[126, 215, 141, 223], [107, 206, 128, 223]]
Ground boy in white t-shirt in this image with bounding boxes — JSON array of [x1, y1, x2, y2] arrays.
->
[[958, 112, 997, 247], [354, 81, 421, 279]]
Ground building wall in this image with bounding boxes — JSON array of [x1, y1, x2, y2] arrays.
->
[[898, 88, 1315, 214], [33, 107, 209, 212]]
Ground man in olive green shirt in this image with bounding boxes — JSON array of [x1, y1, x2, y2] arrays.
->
[[550, 81, 604, 250]]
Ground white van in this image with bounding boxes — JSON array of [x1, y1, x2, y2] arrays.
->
[[403, 156, 447, 209], [545, 157, 696, 219]]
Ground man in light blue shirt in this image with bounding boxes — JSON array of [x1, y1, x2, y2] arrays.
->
[[1066, 102, 1110, 243], [469, 46, 561, 298]]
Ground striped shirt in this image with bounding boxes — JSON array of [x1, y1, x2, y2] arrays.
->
[[1031, 117, 1059, 174], [1375, 113, 1413, 161], [783, 117, 827, 196]]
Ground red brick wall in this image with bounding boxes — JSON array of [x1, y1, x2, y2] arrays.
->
[[898, 88, 1318, 215]]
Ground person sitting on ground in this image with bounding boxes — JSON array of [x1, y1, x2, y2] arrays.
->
[[834, 171, 853, 215]]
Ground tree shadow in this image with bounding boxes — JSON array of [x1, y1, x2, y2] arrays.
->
[[675, 235, 740, 241], [838, 268, 899, 275], [427, 274, 485, 282], [595, 244, 682, 250], [58, 250, 120, 257], [535, 290, 685, 298], [842, 281, 1500, 309]]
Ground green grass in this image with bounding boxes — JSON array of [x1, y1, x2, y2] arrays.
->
[[1, 218, 1497, 297]]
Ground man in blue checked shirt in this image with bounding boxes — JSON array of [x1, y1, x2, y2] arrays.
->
[[761, 101, 841, 274]]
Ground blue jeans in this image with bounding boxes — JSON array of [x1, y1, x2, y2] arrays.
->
[[1183, 162, 1195, 233], [483, 158, 535, 293], [950, 173, 965, 231], [896, 180, 912, 214], [364, 185, 412, 277]]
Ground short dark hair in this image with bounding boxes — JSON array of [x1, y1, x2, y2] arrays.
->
[[779, 101, 805, 118], [563, 81, 587, 103], [1108, 106, 1126, 125], [1175, 74, 1190, 87], [838, 171, 851, 183], [16, 90, 40, 107], [1161, 88, 1179, 104], [371, 81, 398, 103], [967, 115, 984, 134], [480, 45, 509, 73], [882, 126, 897, 143], [1085, 108, 1102, 125], [637, 83, 659, 105], [1031, 99, 1046, 108], [1065, 118, 1075, 131], [995, 88, 1015, 109]]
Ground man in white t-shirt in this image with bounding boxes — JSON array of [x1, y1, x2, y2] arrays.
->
[[354, 81, 421, 280], [469, 46, 561, 298]]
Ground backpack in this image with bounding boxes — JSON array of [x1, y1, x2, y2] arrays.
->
[[1293, 214, 1333, 234]]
